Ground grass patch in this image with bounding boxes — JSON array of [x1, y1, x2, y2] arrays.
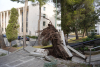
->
[[68, 35, 100, 44], [96, 35, 100, 38], [0, 53, 6, 57], [16, 45, 52, 50], [68, 36, 87, 43], [33, 45, 52, 48], [17, 47, 22, 49]]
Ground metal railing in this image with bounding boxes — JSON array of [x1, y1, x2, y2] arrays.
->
[[89, 46, 100, 66]]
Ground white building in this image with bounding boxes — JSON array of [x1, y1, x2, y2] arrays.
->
[[95, 22, 100, 34], [57, 20, 61, 31], [0, 3, 60, 36], [88, 22, 100, 35]]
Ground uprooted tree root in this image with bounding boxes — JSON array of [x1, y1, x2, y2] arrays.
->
[[40, 24, 71, 60]]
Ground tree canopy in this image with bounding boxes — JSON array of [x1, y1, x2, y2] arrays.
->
[[6, 8, 19, 42], [53, 0, 99, 39]]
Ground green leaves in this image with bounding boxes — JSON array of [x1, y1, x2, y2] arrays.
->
[[11, 0, 48, 6], [36, 0, 48, 7], [6, 8, 19, 42]]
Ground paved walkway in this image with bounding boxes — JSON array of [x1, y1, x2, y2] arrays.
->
[[86, 54, 100, 66], [0, 49, 45, 67]]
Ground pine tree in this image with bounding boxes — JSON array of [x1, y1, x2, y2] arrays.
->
[[6, 8, 19, 53]]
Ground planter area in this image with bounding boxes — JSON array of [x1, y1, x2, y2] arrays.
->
[[71, 38, 100, 55], [84, 50, 100, 55]]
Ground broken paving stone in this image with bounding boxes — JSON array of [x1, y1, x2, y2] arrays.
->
[[45, 56, 56, 62], [72, 56, 85, 63], [24, 46, 36, 53], [34, 49, 49, 55], [29, 52, 46, 57]]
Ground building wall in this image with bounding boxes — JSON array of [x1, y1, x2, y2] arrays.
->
[[89, 22, 100, 35], [28, 4, 55, 36], [0, 4, 56, 36], [57, 20, 61, 31]]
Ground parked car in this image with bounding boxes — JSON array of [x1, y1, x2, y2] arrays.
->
[[3, 34, 6, 37], [18, 36, 23, 40], [26, 37, 30, 41], [18, 36, 30, 41]]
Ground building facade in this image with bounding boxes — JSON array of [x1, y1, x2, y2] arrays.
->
[[0, 3, 58, 36]]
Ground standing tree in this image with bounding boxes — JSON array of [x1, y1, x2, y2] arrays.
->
[[36, 0, 48, 45], [11, 0, 30, 48], [11, 0, 48, 46], [6, 8, 19, 53]]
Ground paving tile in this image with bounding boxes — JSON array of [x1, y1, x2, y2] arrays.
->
[[21, 56, 34, 61], [0, 65, 9, 67], [24, 46, 36, 52], [8, 60, 23, 66]]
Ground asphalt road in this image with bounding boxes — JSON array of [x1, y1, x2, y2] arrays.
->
[[4, 38, 39, 47], [4, 35, 82, 47]]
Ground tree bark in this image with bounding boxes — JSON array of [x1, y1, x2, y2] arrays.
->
[[8, 42, 11, 54], [65, 34, 68, 45], [23, 0, 28, 48], [38, 3, 41, 45], [0, 25, 6, 48], [83, 28, 86, 37], [75, 27, 79, 39], [86, 28, 88, 36]]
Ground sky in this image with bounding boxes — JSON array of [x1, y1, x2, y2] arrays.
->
[[0, 0, 25, 12], [0, 0, 54, 12]]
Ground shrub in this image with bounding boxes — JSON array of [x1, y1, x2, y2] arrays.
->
[[75, 48, 79, 50], [26, 35, 38, 39], [91, 49, 95, 51], [80, 47, 84, 51], [84, 47, 89, 51], [42, 40, 49, 46], [0, 53, 6, 56], [88, 32, 97, 39], [83, 37, 94, 42], [12, 44, 18, 47]]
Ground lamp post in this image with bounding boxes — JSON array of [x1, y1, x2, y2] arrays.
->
[[55, 0, 57, 28]]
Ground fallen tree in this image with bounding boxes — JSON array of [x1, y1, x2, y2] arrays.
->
[[40, 23, 72, 59]]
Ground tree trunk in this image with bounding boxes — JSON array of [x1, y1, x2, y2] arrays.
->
[[8, 42, 11, 54], [38, 3, 41, 45], [86, 28, 88, 36], [65, 34, 68, 45], [83, 28, 86, 37], [23, 0, 28, 49], [0, 25, 6, 48], [75, 27, 79, 39]]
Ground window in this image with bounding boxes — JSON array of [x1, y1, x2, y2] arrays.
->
[[2, 28, 3, 31], [43, 14, 46, 18], [26, 21, 28, 32], [22, 12, 23, 32], [43, 21, 45, 26], [26, 11, 28, 21], [22, 27, 23, 32], [22, 12, 23, 22], [43, 7, 46, 11], [57, 24, 61, 27], [95, 30, 97, 32], [91, 30, 94, 32], [26, 22, 28, 27], [26, 28, 28, 32]]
